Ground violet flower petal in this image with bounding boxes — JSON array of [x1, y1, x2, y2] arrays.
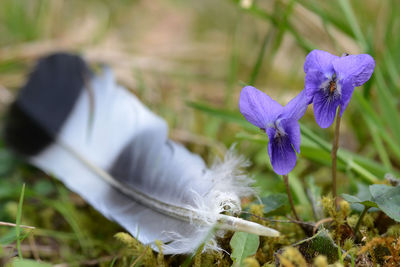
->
[[339, 80, 355, 116], [304, 50, 338, 74], [332, 54, 375, 87], [281, 118, 301, 154], [304, 69, 329, 101], [313, 89, 341, 128], [282, 89, 311, 121], [239, 86, 283, 129], [266, 128, 298, 175]]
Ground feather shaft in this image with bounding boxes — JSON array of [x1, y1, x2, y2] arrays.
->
[[59, 139, 279, 237]]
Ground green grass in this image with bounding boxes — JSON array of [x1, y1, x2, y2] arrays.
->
[[15, 184, 25, 259]]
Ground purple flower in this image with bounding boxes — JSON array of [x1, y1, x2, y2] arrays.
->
[[304, 50, 375, 128], [239, 86, 309, 175]]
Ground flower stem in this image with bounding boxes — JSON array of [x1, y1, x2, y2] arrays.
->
[[283, 174, 300, 221], [354, 206, 370, 242], [332, 105, 342, 208]]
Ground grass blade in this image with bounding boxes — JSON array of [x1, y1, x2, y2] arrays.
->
[[365, 119, 392, 170], [248, 28, 276, 85], [375, 69, 400, 142], [248, 0, 295, 85], [353, 90, 400, 160], [230, 0, 314, 52], [337, 0, 367, 49], [16, 183, 25, 259]]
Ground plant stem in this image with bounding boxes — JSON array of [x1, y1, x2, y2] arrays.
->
[[283, 174, 300, 221], [332, 105, 342, 208], [354, 206, 370, 242]]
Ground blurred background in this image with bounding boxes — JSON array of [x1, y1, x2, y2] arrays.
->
[[0, 0, 399, 265]]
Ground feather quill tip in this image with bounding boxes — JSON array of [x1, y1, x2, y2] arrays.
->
[[217, 214, 280, 237]]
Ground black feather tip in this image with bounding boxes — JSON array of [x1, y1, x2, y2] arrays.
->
[[4, 53, 91, 156]]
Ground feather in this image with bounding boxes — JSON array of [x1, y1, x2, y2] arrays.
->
[[4, 53, 279, 254]]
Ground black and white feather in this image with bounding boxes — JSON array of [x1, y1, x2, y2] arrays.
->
[[4, 53, 279, 254]]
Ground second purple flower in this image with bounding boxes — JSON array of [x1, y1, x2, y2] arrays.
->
[[239, 86, 309, 175], [304, 50, 375, 128]]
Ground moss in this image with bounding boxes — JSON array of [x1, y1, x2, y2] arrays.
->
[[142, 247, 158, 267], [249, 204, 264, 217], [313, 255, 328, 267], [363, 213, 375, 229], [278, 247, 307, 267], [200, 251, 217, 267], [155, 240, 166, 267], [114, 232, 140, 249], [261, 231, 294, 261], [214, 251, 231, 267], [338, 200, 351, 218], [343, 239, 358, 258], [321, 198, 349, 225], [114, 232, 157, 266], [193, 252, 202, 267], [347, 214, 359, 228], [387, 224, 400, 238], [321, 197, 355, 244], [249, 204, 266, 225], [342, 238, 354, 251], [243, 257, 260, 267], [321, 196, 335, 219]]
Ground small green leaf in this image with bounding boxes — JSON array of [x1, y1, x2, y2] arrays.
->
[[341, 194, 378, 208], [359, 201, 378, 209], [344, 185, 400, 221], [230, 232, 259, 266], [356, 183, 374, 202], [369, 185, 400, 222], [261, 193, 289, 216], [341, 194, 362, 203], [342, 183, 380, 210]]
